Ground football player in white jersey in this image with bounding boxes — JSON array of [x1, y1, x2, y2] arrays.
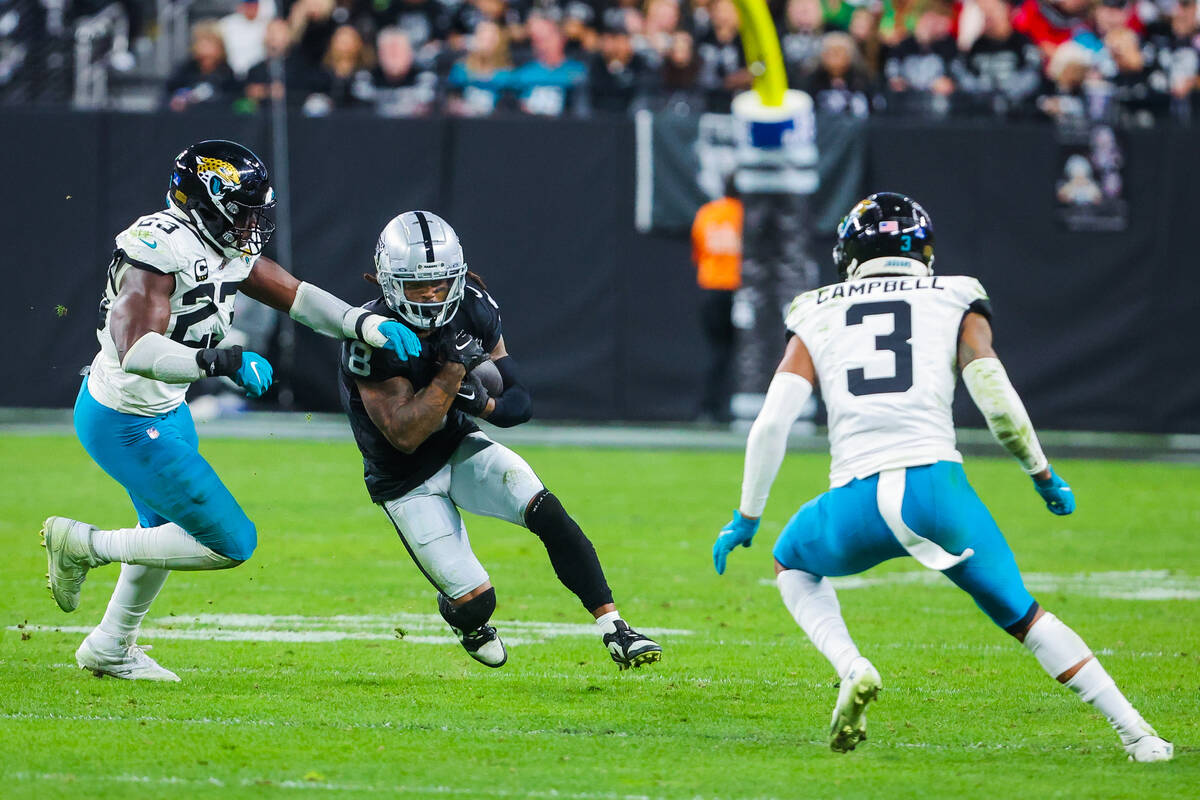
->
[[713, 193, 1172, 762], [40, 140, 424, 681]]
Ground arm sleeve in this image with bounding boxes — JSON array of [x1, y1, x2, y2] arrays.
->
[[121, 332, 204, 383], [484, 355, 532, 428], [739, 372, 814, 517], [290, 281, 391, 343], [962, 357, 1049, 475]]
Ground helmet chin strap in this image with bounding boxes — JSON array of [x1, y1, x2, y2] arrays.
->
[[381, 269, 466, 331], [849, 256, 933, 281], [180, 205, 244, 260], [404, 298, 459, 330], [384, 290, 455, 331]]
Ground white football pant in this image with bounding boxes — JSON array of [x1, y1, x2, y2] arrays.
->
[[379, 433, 544, 599]]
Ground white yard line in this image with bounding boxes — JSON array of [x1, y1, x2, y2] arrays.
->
[[9, 772, 674, 799], [757, 569, 1200, 600], [11, 626, 506, 644], [7, 613, 692, 646], [171, 613, 693, 637]]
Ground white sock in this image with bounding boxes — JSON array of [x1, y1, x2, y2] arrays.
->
[[1064, 659, 1148, 745], [90, 523, 239, 570], [1022, 612, 1148, 745], [595, 610, 621, 635], [95, 564, 170, 646], [777, 569, 861, 678]]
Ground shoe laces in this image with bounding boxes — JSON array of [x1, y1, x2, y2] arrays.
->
[[613, 625, 646, 643], [127, 645, 155, 665], [606, 629, 653, 656], [120, 634, 154, 658], [461, 625, 496, 645]]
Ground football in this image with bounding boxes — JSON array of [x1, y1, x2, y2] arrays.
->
[[471, 359, 503, 396]]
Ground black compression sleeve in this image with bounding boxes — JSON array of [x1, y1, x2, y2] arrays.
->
[[525, 490, 613, 611], [486, 356, 532, 428]]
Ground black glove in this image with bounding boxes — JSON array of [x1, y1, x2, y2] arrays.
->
[[452, 372, 490, 417], [438, 329, 490, 373]]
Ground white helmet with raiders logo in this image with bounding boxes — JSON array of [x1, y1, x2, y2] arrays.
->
[[375, 210, 468, 330]]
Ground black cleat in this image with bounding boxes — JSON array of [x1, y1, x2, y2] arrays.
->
[[603, 620, 662, 670], [437, 593, 508, 668], [456, 624, 508, 668]]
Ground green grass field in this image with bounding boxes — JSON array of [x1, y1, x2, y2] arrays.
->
[[1, 433, 1197, 799]]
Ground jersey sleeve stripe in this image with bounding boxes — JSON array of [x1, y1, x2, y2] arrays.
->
[[121, 252, 170, 275], [967, 298, 992, 320]]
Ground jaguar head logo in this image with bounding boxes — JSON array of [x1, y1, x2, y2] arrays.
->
[[196, 157, 242, 200]]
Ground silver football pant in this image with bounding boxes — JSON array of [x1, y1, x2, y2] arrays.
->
[[379, 432, 545, 599]]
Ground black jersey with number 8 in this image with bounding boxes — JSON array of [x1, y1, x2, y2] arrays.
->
[[338, 279, 504, 503]]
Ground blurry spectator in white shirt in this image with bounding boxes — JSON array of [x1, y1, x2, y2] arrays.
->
[[221, 0, 277, 79]]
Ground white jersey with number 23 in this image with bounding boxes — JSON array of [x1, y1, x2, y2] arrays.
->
[[87, 208, 259, 417], [785, 274, 990, 488]]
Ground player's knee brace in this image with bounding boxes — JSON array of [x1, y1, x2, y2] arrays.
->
[[439, 587, 496, 632], [524, 490, 613, 611]]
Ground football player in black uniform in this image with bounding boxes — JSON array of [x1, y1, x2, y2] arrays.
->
[[339, 210, 663, 670]]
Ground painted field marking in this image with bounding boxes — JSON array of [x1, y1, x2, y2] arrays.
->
[[7, 613, 693, 646], [758, 570, 1200, 600], [9, 772, 671, 799]]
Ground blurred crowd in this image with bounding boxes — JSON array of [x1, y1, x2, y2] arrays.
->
[[4, 0, 1199, 122], [158, 0, 1200, 123]]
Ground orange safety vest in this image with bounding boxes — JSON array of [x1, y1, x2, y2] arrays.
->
[[691, 197, 743, 291]]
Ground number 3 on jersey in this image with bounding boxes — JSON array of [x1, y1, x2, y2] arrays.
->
[[845, 300, 913, 396], [347, 341, 373, 377]]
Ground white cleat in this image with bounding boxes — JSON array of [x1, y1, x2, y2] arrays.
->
[[829, 656, 882, 753], [1125, 732, 1174, 763], [76, 632, 181, 682], [41, 516, 98, 613]]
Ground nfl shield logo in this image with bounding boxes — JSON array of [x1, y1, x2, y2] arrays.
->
[[878, 221, 899, 233]]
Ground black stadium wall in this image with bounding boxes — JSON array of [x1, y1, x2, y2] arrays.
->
[[2, 109, 1198, 433]]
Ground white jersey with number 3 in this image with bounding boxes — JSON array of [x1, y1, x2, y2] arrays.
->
[[87, 208, 259, 417], [785, 274, 990, 487]]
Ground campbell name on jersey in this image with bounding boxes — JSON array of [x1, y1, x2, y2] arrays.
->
[[785, 274, 991, 487], [88, 208, 258, 416], [339, 279, 504, 503]]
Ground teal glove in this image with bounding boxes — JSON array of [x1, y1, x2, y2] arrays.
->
[[234, 351, 273, 398], [713, 511, 760, 575], [377, 320, 423, 361], [1033, 466, 1075, 516]]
